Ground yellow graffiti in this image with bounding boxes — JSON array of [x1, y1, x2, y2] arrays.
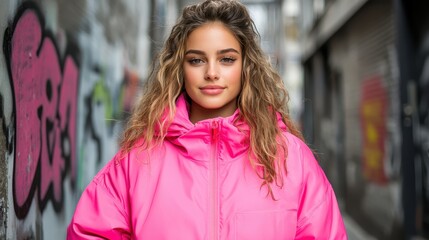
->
[[361, 99, 385, 181], [364, 148, 382, 169], [365, 122, 378, 144]]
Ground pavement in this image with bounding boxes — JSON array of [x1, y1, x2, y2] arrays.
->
[[343, 214, 378, 240]]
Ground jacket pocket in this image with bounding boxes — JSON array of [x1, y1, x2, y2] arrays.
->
[[234, 209, 297, 240]]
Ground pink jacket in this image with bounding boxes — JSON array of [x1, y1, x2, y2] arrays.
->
[[67, 95, 347, 239]]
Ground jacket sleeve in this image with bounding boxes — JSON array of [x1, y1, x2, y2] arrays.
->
[[294, 140, 347, 240], [67, 160, 131, 239]]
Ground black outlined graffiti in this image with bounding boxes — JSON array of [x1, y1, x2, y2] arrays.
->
[[3, 2, 80, 219]]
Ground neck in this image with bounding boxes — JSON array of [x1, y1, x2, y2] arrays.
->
[[189, 102, 237, 124]]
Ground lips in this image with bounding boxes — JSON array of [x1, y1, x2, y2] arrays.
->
[[200, 85, 225, 95]]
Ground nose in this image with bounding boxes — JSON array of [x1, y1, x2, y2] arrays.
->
[[204, 62, 219, 80]]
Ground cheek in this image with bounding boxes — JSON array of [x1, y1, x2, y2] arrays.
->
[[183, 67, 195, 86], [228, 66, 242, 86]]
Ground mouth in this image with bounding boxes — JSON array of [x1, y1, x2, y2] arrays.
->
[[200, 85, 225, 95]]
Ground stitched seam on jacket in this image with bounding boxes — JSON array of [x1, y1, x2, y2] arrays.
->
[[93, 162, 129, 222], [296, 184, 330, 230]]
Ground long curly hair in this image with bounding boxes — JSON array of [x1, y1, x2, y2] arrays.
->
[[120, 0, 303, 197]]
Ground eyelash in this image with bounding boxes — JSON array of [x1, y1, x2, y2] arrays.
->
[[188, 58, 203, 65], [221, 57, 236, 63]]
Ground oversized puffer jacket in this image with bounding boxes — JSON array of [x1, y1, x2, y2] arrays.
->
[[67, 94, 347, 239]]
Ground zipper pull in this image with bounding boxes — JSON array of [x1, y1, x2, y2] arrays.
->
[[211, 120, 219, 141]]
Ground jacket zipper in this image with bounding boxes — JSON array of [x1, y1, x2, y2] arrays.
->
[[210, 120, 219, 240]]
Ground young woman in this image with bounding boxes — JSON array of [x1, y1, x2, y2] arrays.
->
[[67, 0, 347, 239]]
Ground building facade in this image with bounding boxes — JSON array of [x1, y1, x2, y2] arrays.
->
[[299, 0, 429, 239]]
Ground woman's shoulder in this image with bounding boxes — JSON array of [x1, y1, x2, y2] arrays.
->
[[282, 131, 308, 154], [281, 131, 322, 174], [84, 145, 153, 197], [88, 151, 130, 187]]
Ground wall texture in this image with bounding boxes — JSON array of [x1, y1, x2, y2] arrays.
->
[[0, 0, 155, 239]]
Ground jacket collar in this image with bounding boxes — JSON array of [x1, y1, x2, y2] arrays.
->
[[165, 94, 249, 161]]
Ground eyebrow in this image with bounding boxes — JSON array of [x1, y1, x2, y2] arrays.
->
[[185, 48, 240, 55]]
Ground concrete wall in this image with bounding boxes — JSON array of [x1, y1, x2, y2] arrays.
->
[[0, 0, 155, 239]]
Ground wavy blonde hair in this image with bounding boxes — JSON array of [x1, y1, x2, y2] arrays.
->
[[120, 0, 303, 197]]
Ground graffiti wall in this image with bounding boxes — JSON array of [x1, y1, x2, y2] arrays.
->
[[0, 0, 152, 239], [360, 75, 388, 184]]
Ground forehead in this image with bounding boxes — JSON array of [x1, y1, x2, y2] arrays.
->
[[185, 22, 241, 52]]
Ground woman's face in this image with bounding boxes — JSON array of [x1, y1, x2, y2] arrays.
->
[[183, 22, 242, 123]]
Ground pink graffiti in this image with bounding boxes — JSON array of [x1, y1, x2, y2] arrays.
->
[[8, 5, 78, 217]]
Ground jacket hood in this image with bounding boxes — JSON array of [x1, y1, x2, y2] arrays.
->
[[163, 94, 249, 161]]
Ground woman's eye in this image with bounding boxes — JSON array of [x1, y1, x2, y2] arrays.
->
[[188, 58, 203, 65], [221, 57, 236, 63]]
